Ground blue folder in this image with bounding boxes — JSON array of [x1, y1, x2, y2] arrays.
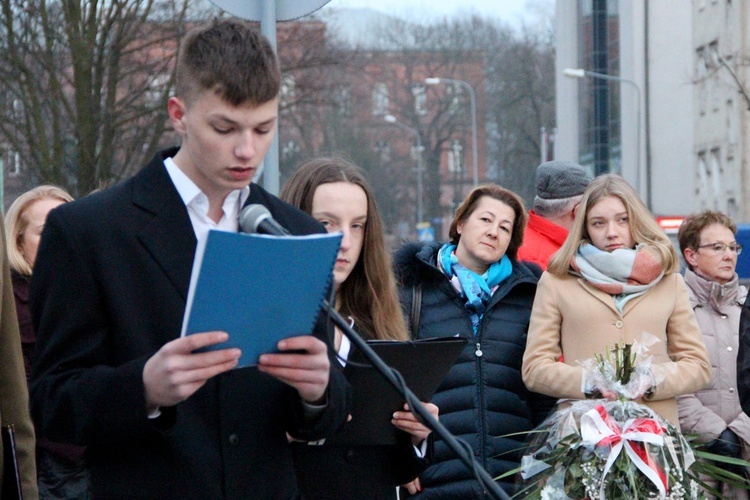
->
[[181, 229, 341, 367]]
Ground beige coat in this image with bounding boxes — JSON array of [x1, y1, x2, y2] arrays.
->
[[523, 271, 711, 426], [676, 270, 749, 499], [0, 216, 37, 498], [677, 270, 750, 443]]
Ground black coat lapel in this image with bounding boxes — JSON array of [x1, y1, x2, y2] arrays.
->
[[131, 151, 196, 301]]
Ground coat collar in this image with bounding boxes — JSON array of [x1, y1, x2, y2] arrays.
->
[[131, 148, 197, 301], [684, 268, 746, 314], [526, 211, 569, 246]]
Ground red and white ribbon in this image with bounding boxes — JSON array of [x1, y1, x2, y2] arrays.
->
[[580, 404, 668, 499]]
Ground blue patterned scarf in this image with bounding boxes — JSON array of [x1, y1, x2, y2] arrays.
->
[[437, 243, 513, 334]]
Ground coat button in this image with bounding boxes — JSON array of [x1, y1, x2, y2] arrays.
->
[[228, 434, 240, 446], [730, 388, 736, 393], [615, 320, 623, 329], [728, 346, 734, 352]]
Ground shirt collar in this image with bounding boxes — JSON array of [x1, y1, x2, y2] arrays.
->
[[163, 156, 250, 215]]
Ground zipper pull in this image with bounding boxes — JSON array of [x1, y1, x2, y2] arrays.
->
[[475, 342, 483, 357]]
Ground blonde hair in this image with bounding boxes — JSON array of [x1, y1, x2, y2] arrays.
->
[[5, 185, 73, 276], [548, 174, 677, 277]]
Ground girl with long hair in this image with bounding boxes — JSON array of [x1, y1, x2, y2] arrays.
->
[[523, 174, 711, 426], [281, 156, 437, 499]]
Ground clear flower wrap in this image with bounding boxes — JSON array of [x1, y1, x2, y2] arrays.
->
[[579, 332, 662, 401], [517, 334, 704, 499], [519, 399, 701, 499]]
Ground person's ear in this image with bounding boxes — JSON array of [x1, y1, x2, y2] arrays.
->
[[683, 247, 699, 268], [572, 202, 581, 218], [167, 97, 188, 135]]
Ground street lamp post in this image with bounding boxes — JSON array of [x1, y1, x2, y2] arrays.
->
[[425, 77, 479, 188], [563, 68, 645, 205], [384, 115, 424, 225]]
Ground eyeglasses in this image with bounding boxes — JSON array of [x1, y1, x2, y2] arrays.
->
[[697, 242, 743, 255]]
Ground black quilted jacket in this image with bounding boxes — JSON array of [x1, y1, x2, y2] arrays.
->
[[394, 242, 555, 499]]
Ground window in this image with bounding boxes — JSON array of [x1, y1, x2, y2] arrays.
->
[[411, 84, 427, 116], [697, 151, 709, 208], [1, 146, 21, 177], [708, 42, 721, 113], [727, 99, 737, 153], [371, 83, 389, 116], [696, 47, 707, 116], [373, 140, 391, 162], [145, 73, 170, 105], [708, 41, 720, 70], [710, 148, 722, 210], [280, 75, 296, 112], [447, 83, 465, 115], [281, 140, 299, 161], [334, 84, 351, 117], [448, 139, 463, 173]]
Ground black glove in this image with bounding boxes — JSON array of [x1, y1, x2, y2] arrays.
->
[[706, 429, 746, 478]]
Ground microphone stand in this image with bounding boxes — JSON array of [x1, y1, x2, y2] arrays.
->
[[321, 298, 509, 500]]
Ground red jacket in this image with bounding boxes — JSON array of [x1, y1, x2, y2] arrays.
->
[[517, 211, 569, 270]]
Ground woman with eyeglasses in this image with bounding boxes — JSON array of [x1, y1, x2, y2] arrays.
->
[[523, 174, 711, 426], [677, 211, 750, 497]]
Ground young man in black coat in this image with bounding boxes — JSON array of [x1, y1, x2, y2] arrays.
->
[[29, 19, 349, 499]]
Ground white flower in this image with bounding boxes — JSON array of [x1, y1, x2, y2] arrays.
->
[[540, 485, 560, 500]]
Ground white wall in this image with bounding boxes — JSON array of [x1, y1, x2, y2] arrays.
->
[[645, 1, 695, 216], [554, 0, 580, 164]]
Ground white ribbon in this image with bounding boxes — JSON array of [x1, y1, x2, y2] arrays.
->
[[580, 406, 667, 499]]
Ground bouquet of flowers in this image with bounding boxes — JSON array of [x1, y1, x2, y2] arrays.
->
[[517, 335, 705, 499]]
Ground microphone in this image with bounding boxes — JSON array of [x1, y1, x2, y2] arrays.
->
[[239, 204, 290, 236]]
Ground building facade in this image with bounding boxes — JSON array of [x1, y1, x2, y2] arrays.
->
[[556, 0, 713, 218], [277, 18, 488, 241]]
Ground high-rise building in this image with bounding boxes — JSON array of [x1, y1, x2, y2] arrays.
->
[[556, 0, 700, 217]]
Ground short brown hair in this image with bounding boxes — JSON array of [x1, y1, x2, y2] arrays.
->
[[678, 210, 737, 270], [175, 18, 280, 106], [448, 184, 527, 261]]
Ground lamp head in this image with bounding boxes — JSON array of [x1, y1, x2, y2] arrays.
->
[[563, 68, 586, 79]]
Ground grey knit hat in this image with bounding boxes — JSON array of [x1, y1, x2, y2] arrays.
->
[[536, 161, 592, 200]]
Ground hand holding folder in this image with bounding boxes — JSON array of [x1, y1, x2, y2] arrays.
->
[[181, 230, 341, 367]]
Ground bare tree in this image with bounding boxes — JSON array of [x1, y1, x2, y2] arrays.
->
[[338, 17, 491, 233], [0, 0, 199, 197], [486, 22, 556, 202], [279, 9, 556, 234]]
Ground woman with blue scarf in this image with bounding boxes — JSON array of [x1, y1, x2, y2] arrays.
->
[[394, 184, 556, 498]]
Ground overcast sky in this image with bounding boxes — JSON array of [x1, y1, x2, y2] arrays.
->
[[322, 0, 544, 24]]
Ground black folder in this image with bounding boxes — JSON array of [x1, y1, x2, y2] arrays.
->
[[333, 336, 467, 446]]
